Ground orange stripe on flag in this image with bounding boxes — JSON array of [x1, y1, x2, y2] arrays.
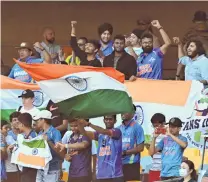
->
[[17, 153, 45, 167], [1, 76, 39, 90], [125, 79, 191, 106], [13, 58, 125, 83], [1, 76, 192, 106]]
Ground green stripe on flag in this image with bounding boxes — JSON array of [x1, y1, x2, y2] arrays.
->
[[1, 109, 16, 121], [22, 139, 46, 148], [57, 89, 134, 118]]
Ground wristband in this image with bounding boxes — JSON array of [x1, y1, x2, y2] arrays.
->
[[65, 144, 68, 149], [176, 75, 180, 77], [158, 27, 163, 30]]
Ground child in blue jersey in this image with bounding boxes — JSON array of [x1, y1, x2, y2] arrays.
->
[[78, 115, 124, 182], [150, 117, 188, 180]]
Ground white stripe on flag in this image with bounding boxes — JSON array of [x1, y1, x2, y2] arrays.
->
[[37, 71, 129, 103]]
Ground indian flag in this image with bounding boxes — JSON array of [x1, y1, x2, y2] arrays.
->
[[14, 59, 134, 119], [11, 135, 52, 170], [1, 75, 48, 121]]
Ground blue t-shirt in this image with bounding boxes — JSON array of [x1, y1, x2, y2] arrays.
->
[[95, 128, 123, 179], [156, 135, 188, 177], [39, 126, 61, 171], [137, 48, 164, 79], [8, 57, 43, 83], [179, 55, 208, 81], [118, 120, 144, 164], [8, 130, 17, 141]]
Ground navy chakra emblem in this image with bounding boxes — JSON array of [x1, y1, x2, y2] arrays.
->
[[33, 91, 44, 107], [133, 105, 144, 125], [65, 76, 88, 91], [32, 148, 38, 155]]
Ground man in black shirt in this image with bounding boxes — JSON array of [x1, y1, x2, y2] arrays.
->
[[70, 21, 102, 67], [103, 34, 137, 80]]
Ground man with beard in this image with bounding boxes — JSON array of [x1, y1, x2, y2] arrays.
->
[[136, 20, 171, 80], [103, 34, 137, 80], [174, 37, 208, 86], [70, 21, 102, 67], [97, 23, 114, 60], [36, 27, 62, 64]]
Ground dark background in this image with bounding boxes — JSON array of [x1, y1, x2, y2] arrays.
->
[[1, 1, 208, 79]]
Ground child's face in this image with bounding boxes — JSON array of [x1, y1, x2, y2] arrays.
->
[[69, 121, 79, 134], [1, 124, 10, 136], [169, 125, 180, 135]]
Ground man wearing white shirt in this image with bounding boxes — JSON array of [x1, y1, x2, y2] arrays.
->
[[17, 89, 40, 121]]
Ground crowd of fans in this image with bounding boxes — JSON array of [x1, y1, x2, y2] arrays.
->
[[1, 10, 208, 182], [1, 99, 204, 182], [1, 10, 208, 85]]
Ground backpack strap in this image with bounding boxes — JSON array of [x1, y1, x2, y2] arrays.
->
[[17, 106, 22, 112]]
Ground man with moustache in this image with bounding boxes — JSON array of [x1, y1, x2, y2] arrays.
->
[[136, 20, 171, 80], [97, 23, 114, 60], [174, 37, 208, 86], [103, 34, 137, 80], [36, 27, 62, 64]]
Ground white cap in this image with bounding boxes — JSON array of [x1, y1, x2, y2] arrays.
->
[[33, 110, 52, 120]]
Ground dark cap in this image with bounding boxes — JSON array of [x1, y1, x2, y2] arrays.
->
[[166, 117, 182, 127], [193, 10, 207, 22], [18, 89, 35, 98]]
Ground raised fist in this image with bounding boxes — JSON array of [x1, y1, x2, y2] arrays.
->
[[71, 21, 77, 27], [151, 20, 161, 29], [173, 37, 181, 45]]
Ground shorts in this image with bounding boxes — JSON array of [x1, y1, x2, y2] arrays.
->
[[5, 171, 20, 182], [149, 170, 160, 182], [20, 168, 37, 182], [123, 163, 140, 181], [36, 169, 60, 182]]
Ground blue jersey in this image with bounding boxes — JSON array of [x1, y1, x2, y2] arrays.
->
[[95, 128, 123, 179], [137, 48, 164, 79], [118, 120, 144, 164], [8, 57, 43, 83]]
